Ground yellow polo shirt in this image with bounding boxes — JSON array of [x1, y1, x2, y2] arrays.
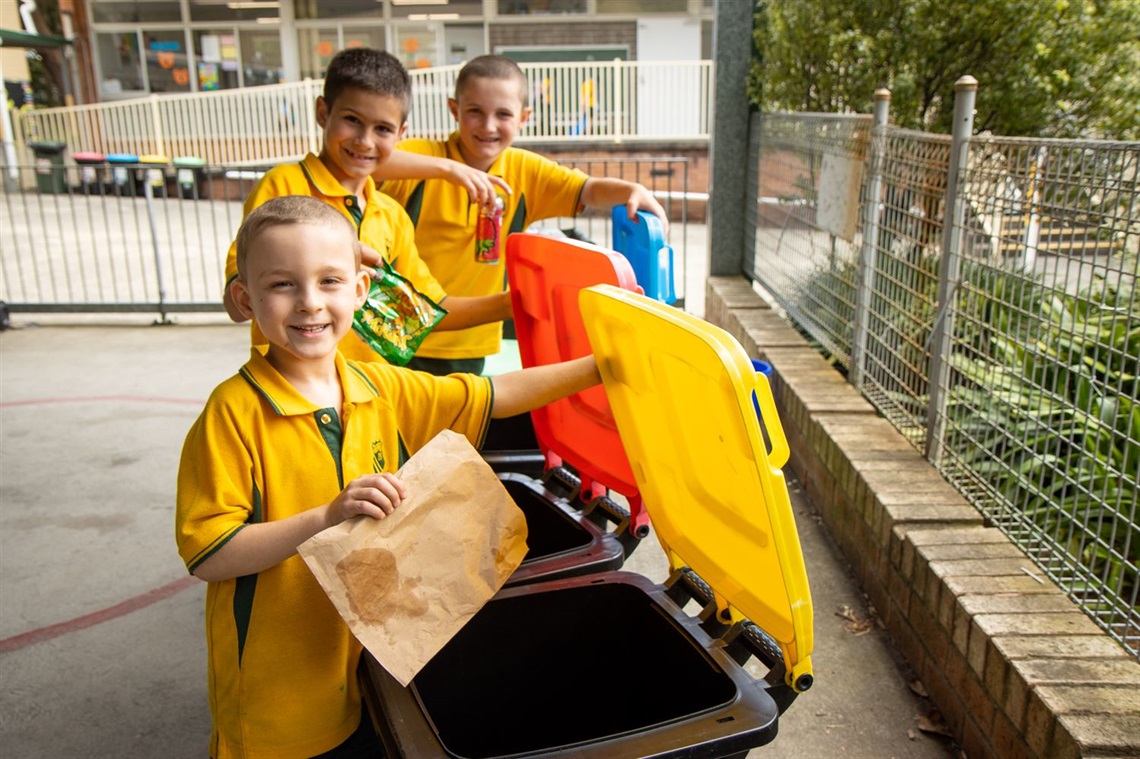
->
[[224, 153, 449, 362], [383, 134, 588, 360], [176, 348, 492, 759]]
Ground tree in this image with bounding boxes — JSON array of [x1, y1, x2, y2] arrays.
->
[[26, 0, 68, 108], [750, 0, 1140, 139]]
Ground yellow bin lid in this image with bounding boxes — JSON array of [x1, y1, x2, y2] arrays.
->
[[580, 284, 813, 688]]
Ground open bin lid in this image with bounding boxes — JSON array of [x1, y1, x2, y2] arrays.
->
[[580, 284, 814, 687], [611, 207, 676, 304], [505, 233, 647, 533]]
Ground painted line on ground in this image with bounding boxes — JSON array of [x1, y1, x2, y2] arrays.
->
[[1, 394, 205, 654], [0, 576, 200, 654]]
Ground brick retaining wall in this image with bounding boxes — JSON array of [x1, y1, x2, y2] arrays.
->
[[705, 276, 1140, 759]]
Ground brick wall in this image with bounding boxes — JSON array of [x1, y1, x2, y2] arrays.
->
[[531, 143, 709, 220], [705, 276, 1140, 759]]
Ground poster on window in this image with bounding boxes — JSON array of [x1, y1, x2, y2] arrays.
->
[[198, 62, 219, 91]]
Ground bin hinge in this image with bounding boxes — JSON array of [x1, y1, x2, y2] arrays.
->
[[579, 486, 648, 556], [541, 456, 581, 500]]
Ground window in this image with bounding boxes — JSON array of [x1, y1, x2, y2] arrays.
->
[[297, 29, 342, 79], [496, 0, 585, 15], [240, 30, 284, 86], [193, 30, 241, 90], [596, 0, 687, 12], [90, 1, 182, 24], [394, 24, 438, 69], [143, 30, 192, 93], [343, 29, 388, 53], [298, 27, 387, 79], [189, 0, 281, 22], [391, 1, 482, 19], [295, 0, 384, 20], [96, 32, 145, 97]]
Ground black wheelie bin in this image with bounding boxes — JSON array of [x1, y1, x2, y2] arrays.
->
[[360, 282, 815, 758]]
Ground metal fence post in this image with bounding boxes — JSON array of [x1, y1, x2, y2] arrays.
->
[[850, 89, 892, 389], [149, 94, 166, 158], [613, 57, 624, 144], [304, 79, 320, 156], [924, 75, 978, 463], [142, 180, 170, 323], [708, 0, 755, 276]]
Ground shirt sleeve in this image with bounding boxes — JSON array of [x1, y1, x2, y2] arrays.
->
[[388, 368, 494, 454], [381, 140, 447, 205], [175, 393, 258, 574], [387, 206, 449, 304], [521, 152, 589, 220]]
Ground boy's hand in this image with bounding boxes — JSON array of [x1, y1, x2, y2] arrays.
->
[[327, 473, 408, 525], [626, 183, 670, 236], [356, 241, 382, 279], [445, 163, 513, 208]]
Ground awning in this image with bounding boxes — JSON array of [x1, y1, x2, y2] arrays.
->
[[0, 28, 71, 49]]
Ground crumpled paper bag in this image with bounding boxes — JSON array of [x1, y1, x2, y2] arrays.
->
[[298, 429, 528, 686]]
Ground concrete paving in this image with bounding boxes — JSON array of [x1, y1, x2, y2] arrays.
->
[[0, 315, 958, 759]]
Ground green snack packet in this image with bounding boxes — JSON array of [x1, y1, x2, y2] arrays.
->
[[353, 260, 447, 366]]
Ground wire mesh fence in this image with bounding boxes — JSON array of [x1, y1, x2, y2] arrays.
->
[[748, 105, 1140, 657]]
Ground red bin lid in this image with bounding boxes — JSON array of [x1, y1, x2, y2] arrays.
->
[[505, 233, 647, 533]]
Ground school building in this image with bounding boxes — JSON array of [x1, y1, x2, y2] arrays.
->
[[13, 0, 714, 106]]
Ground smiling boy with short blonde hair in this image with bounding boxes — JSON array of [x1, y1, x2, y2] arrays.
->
[[182, 195, 601, 758], [378, 54, 669, 376]]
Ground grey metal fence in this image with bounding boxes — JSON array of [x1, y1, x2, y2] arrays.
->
[[1, 155, 695, 319], [748, 84, 1139, 657]]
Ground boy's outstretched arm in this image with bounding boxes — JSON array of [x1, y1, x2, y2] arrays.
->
[[376, 150, 512, 207], [581, 177, 670, 235], [437, 292, 514, 331], [354, 242, 513, 330], [490, 355, 602, 419], [191, 473, 407, 582]]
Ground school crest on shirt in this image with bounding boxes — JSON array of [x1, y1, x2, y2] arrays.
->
[[371, 440, 386, 472]]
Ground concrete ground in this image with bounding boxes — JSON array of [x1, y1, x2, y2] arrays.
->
[[0, 315, 958, 759]]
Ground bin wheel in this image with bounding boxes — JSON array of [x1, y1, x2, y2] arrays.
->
[[0, 301, 10, 331]]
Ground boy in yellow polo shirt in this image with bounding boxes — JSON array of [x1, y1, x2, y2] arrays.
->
[[222, 47, 514, 363], [178, 196, 600, 759], [378, 54, 669, 375]]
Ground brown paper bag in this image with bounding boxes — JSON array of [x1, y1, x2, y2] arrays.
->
[[298, 428, 528, 686]]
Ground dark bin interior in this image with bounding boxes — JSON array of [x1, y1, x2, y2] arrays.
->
[[503, 478, 593, 563], [411, 581, 738, 758]]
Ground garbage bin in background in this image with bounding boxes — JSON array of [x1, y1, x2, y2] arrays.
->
[[73, 152, 106, 195], [173, 156, 207, 199], [28, 141, 68, 194], [105, 153, 138, 196], [138, 154, 169, 197]]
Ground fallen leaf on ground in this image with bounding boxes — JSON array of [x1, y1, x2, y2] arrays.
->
[[914, 712, 952, 737], [908, 679, 929, 698], [907, 729, 917, 741], [835, 604, 875, 635]]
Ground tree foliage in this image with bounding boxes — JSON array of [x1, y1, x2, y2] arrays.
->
[[750, 0, 1140, 139]]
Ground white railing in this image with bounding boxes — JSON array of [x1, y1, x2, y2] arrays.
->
[[10, 59, 712, 168]]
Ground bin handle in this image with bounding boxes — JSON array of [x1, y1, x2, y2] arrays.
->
[[752, 372, 789, 469]]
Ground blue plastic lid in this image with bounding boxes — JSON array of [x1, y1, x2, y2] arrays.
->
[[611, 207, 676, 305], [105, 153, 138, 163]]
